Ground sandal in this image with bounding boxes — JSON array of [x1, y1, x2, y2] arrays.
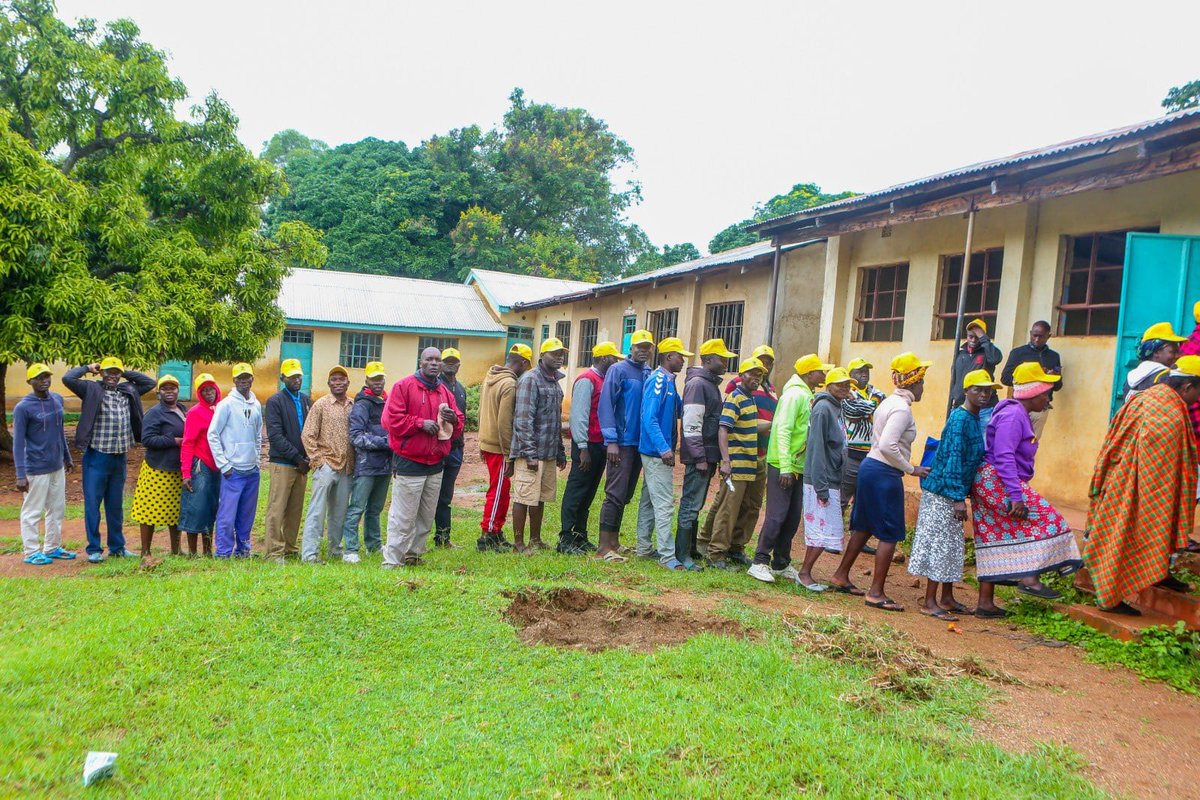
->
[[921, 607, 958, 621], [800, 581, 828, 593], [44, 547, 76, 560], [1098, 601, 1142, 616], [1017, 583, 1062, 600], [595, 551, 628, 563], [1183, 539, 1200, 553], [23, 552, 53, 566], [865, 597, 904, 612], [829, 581, 866, 596], [660, 558, 686, 571], [974, 607, 1010, 619], [940, 600, 972, 614]]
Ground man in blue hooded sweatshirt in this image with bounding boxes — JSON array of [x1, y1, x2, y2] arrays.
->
[[595, 329, 654, 561], [638, 337, 693, 569]]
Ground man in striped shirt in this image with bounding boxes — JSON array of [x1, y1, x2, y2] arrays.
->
[[699, 358, 765, 570]]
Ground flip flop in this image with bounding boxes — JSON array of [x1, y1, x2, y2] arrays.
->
[[1017, 584, 1061, 600], [940, 600, 972, 614], [23, 552, 52, 566], [974, 607, 1010, 619], [660, 558, 686, 571], [595, 551, 628, 563], [800, 581, 828, 593], [829, 581, 866, 596], [865, 597, 904, 612], [1183, 539, 1200, 553], [921, 607, 958, 621]]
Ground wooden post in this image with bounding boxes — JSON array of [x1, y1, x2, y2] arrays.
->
[[766, 240, 782, 346], [951, 204, 977, 349]]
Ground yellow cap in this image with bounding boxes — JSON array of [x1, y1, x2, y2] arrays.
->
[[699, 338, 737, 358], [328, 365, 348, 378], [25, 363, 51, 381], [1011, 362, 1060, 384], [962, 369, 1003, 390], [823, 367, 855, 385], [509, 343, 533, 362], [440, 348, 461, 362], [657, 337, 694, 357], [751, 344, 775, 360], [99, 356, 124, 372], [794, 354, 835, 375], [156, 374, 180, 390], [1173, 355, 1200, 378], [231, 362, 254, 378], [1194, 301, 1200, 324], [194, 373, 216, 391], [846, 357, 873, 371], [738, 357, 766, 374], [592, 341, 623, 358], [280, 358, 304, 377], [364, 361, 387, 378], [967, 318, 987, 334], [1141, 321, 1187, 343], [630, 329, 654, 346], [889, 352, 933, 374], [540, 337, 567, 354]]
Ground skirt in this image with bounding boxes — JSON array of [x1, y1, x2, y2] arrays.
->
[[802, 484, 844, 549], [179, 459, 221, 534], [908, 491, 965, 583], [971, 462, 1082, 584], [131, 464, 182, 527], [849, 457, 907, 542]]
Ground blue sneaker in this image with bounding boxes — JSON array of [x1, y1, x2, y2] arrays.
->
[[23, 552, 53, 566], [87, 553, 105, 564], [45, 547, 76, 560]]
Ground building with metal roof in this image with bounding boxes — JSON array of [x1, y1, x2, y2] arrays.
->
[[464, 269, 596, 314]]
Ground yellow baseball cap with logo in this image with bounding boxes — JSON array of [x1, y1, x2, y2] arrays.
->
[[540, 337, 567, 354], [440, 348, 461, 362], [699, 338, 736, 358], [1011, 362, 1060, 385], [156, 374, 180, 390], [846, 357, 873, 371], [889, 352, 933, 374], [328, 365, 349, 378], [99, 356, 125, 372], [280, 358, 304, 377], [657, 337, 694, 357], [364, 361, 387, 378], [25, 363, 51, 381], [194, 373, 216, 391], [962, 369, 1003, 390], [630, 329, 654, 346], [592, 341, 623, 358], [1173, 355, 1200, 378], [967, 318, 988, 334], [1141, 321, 1187, 343], [823, 367, 855, 385], [794, 354, 834, 375], [231, 362, 254, 378], [738, 357, 766, 374], [751, 344, 775, 360], [509, 343, 533, 362]]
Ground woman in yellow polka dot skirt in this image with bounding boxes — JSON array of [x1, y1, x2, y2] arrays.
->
[[132, 376, 188, 557]]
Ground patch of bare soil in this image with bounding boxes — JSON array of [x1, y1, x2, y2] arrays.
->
[[502, 587, 749, 653]]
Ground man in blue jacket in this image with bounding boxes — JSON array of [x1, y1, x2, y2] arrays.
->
[[344, 361, 391, 559], [638, 337, 692, 569], [595, 329, 654, 561], [14, 364, 75, 565]]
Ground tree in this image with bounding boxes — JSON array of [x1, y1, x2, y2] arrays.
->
[[628, 242, 701, 275], [1162, 80, 1200, 113], [260, 128, 328, 168], [0, 0, 325, 449], [708, 182, 856, 253]]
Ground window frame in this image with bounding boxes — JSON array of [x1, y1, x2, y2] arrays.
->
[[554, 320, 571, 354], [1056, 227, 1158, 337], [416, 336, 460, 370], [703, 301, 745, 373], [932, 248, 1004, 340], [577, 319, 598, 367], [339, 331, 383, 370], [646, 307, 679, 345], [853, 262, 909, 343], [282, 329, 313, 345]]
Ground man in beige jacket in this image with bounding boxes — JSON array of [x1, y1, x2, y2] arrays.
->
[[477, 344, 531, 552]]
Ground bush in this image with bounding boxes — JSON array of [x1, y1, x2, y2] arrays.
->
[[464, 383, 480, 432]]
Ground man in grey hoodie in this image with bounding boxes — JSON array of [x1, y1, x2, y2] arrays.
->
[[207, 363, 264, 558]]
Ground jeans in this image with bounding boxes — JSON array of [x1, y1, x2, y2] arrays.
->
[[754, 465, 804, 568], [434, 456, 462, 540], [82, 447, 127, 556], [678, 463, 714, 530], [385, 472, 443, 565], [21, 468, 65, 556], [343, 473, 390, 553], [559, 442, 607, 538], [638, 455, 677, 564], [301, 464, 352, 561], [216, 469, 260, 557]]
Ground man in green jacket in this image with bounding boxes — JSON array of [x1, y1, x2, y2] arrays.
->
[[748, 354, 831, 587]]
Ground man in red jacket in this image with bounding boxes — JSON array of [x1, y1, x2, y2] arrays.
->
[[380, 347, 464, 568]]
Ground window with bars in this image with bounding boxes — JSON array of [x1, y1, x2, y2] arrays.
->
[[934, 248, 1004, 339], [704, 302, 744, 372], [854, 263, 909, 342], [555, 320, 571, 354], [577, 318, 599, 367], [282, 329, 313, 344], [339, 331, 383, 369], [417, 336, 459, 369], [647, 308, 678, 344], [541, 323, 550, 343], [1058, 227, 1158, 336]]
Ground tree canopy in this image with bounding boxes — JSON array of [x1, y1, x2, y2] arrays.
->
[[708, 182, 856, 253], [1162, 80, 1200, 113]]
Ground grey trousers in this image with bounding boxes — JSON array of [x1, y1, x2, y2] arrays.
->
[[301, 464, 352, 561], [637, 455, 677, 564], [384, 472, 443, 566]]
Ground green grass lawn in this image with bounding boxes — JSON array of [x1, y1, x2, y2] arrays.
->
[[0, 473, 1104, 797]]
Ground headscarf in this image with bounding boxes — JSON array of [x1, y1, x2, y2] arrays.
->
[[1138, 338, 1172, 361], [892, 366, 927, 388]]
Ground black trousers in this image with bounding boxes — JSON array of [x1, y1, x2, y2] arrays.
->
[[753, 465, 804, 568], [599, 445, 642, 531], [559, 442, 607, 536], [434, 448, 463, 538]]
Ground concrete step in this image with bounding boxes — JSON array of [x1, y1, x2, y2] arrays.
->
[[1059, 602, 1180, 642], [1073, 567, 1200, 627]]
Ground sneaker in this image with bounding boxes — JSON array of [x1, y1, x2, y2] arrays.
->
[[44, 547, 76, 560], [110, 550, 132, 558], [342, 552, 361, 564], [747, 563, 776, 583], [268, 556, 286, 565], [404, 556, 424, 566], [707, 558, 735, 571], [577, 537, 598, 552], [87, 553, 105, 564], [302, 557, 324, 565], [23, 552, 53, 566], [727, 552, 752, 567], [773, 565, 802, 583], [492, 534, 515, 552]]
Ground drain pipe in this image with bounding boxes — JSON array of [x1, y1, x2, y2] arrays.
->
[[766, 239, 782, 346], [951, 203, 977, 349]]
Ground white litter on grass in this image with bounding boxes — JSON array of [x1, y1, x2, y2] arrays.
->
[[82, 752, 117, 786]]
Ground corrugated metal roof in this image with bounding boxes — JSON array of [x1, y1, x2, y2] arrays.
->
[[466, 269, 596, 310], [512, 238, 824, 310], [750, 108, 1200, 232], [279, 269, 505, 334]]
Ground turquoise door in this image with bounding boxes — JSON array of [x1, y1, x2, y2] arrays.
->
[[1110, 233, 1200, 416], [620, 315, 637, 353], [158, 360, 193, 400], [280, 329, 314, 394]]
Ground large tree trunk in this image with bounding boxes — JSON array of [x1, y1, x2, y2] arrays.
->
[[0, 362, 11, 454]]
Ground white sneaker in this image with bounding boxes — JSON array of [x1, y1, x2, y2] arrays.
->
[[342, 552, 361, 564], [773, 565, 801, 583], [747, 563, 776, 583]]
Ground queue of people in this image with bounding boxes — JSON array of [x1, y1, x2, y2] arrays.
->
[[10, 320, 1198, 621]]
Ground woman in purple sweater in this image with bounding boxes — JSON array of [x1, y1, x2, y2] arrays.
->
[[971, 363, 1083, 617]]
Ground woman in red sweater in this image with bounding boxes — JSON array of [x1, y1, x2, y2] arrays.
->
[[178, 375, 222, 556]]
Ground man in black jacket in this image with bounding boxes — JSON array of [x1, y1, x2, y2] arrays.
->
[[677, 339, 737, 570], [263, 359, 312, 562], [947, 318, 1003, 417], [1001, 320, 1063, 439], [344, 361, 391, 558], [63, 358, 156, 562]]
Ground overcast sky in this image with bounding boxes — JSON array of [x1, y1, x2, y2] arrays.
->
[[56, 0, 1200, 252]]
